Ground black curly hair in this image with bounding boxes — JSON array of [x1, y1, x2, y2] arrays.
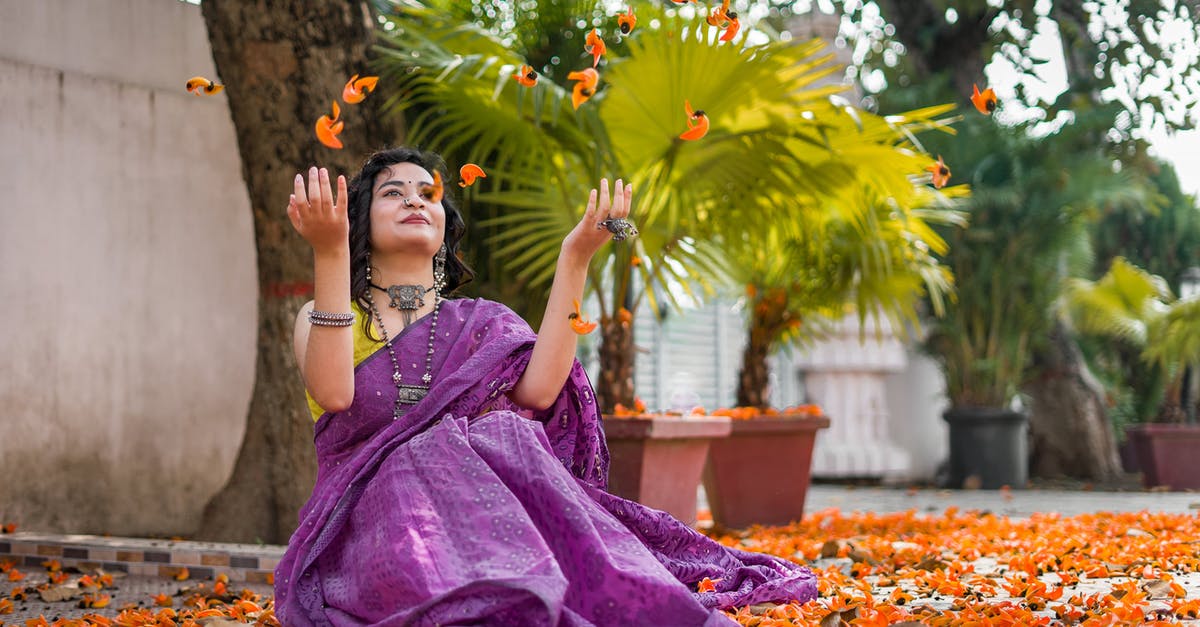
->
[[346, 146, 474, 341]]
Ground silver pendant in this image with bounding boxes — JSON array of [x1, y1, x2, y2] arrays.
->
[[387, 285, 427, 310], [396, 384, 429, 404]]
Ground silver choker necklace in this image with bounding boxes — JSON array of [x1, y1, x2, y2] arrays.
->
[[370, 282, 435, 326]]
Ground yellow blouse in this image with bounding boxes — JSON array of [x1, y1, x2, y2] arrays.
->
[[305, 302, 385, 421]]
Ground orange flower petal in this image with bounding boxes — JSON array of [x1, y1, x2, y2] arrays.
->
[[315, 101, 345, 150], [971, 83, 998, 114], [458, 163, 487, 187], [679, 100, 710, 141], [924, 155, 950, 188], [512, 64, 538, 87], [419, 170, 444, 204], [342, 74, 379, 104], [185, 76, 223, 96], [719, 17, 740, 42], [568, 299, 597, 334], [617, 7, 637, 35], [567, 69, 599, 110]]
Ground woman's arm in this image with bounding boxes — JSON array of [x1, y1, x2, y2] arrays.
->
[[287, 167, 355, 412], [509, 178, 633, 410]]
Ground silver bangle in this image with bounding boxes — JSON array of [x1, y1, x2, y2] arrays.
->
[[308, 310, 354, 327]]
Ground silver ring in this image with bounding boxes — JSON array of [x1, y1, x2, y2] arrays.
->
[[597, 218, 639, 242]]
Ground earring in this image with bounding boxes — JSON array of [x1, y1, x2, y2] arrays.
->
[[365, 251, 372, 282], [433, 244, 447, 294]]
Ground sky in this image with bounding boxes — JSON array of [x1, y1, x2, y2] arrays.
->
[[981, 8, 1200, 196], [723, 0, 1200, 196]]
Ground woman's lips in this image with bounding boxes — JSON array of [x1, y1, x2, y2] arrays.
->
[[400, 215, 429, 224]]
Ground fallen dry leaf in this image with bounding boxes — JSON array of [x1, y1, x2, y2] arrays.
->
[[39, 584, 83, 603]]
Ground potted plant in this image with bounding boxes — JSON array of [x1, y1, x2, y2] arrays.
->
[[919, 111, 1137, 489], [1063, 258, 1200, 489], [378, 3, 951, 516], [697, 103, 959, 527], [1084, 162, 1200, 472]]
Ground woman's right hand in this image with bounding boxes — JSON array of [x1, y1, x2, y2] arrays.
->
[[286, 166, 349, 254]]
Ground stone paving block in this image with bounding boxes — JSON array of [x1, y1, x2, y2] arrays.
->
[[200, 553, 229, 567], [170, 550, 202, 566]]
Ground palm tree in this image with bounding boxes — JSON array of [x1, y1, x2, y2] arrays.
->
[[1064, 257, 1200, 423], [376, 1, 958, 411], [919, 109, 1162, 481], [921, 110, 1152, 409], [728, 108, 964, 407]]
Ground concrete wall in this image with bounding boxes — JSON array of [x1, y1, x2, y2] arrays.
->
[[0, 0, 256, 536]]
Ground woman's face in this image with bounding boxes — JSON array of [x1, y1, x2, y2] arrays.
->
[[368, 162, 446, 258]]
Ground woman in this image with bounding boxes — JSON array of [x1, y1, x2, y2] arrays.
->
[[275, 146, 817, 626]]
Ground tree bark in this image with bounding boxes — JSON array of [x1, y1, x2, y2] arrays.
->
[[736, 329, 771, 409], [1024, 320, 1122, 481], [195, 0, 404, 543], [736, 289, 791, 409], [597, 316, 634, 414], [872, 0, 995, 105]]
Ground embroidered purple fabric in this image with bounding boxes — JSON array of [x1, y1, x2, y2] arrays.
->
[[274, 298, 817, 626]]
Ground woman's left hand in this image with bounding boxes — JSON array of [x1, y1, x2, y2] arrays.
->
[[561, 178, 634, 266]]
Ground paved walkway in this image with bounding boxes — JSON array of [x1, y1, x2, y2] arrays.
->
[[803, 484, 1200, 518], [4, 486, 1199, 624]]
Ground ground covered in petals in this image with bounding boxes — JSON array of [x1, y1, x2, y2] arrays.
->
[[706, 508, 1200, 626], [5, 508, 1200, 625]]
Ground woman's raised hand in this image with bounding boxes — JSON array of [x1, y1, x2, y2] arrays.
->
[[286, 166, 349, 254], [561, 178, 634, 265]]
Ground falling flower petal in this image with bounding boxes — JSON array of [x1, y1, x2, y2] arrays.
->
[[617, 6, 637, 35], [568, 299, 597, 334], [342, 74, 379, 104], [925, 155, 951, 188], [419, 170, 444, 204], [458, 163, 487, 188], [679, 100, 710, 141], [568, 68, 599, 110], [585, 28, 607, 68], [185, 76, 224, 96], [719, 14, 740, 41], [512, 64, 538, 87], [315, 100, 344, 150], [971, 83, 998, 115]]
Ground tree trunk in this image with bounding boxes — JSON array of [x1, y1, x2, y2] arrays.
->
[[597, 316, 634, 414], [736, 288, 793, 409], [1024, 320, 1122, 481], [872, 0, 995, 105], [195, 0, 404, 544], [734, 326, 772, 410]]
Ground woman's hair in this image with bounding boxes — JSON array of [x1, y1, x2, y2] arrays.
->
[[346, 146, 474, 341]]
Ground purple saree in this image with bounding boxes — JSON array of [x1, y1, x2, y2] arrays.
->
[[275, 298, 817, 626]]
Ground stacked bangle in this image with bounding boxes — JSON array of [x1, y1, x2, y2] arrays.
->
[[308, 310, 354, 327]]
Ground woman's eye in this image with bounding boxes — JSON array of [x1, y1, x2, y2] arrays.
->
[[383, 190, 399, 197], [418, 186, 434, 200]]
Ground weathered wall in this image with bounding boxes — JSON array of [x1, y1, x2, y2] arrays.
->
[[0, 0, 256, 536]]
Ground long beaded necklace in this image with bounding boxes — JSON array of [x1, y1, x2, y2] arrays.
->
[[364, 277, 441, 420]]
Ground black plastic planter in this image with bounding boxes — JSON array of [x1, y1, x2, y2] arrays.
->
[[943, 407, 1028, 489]]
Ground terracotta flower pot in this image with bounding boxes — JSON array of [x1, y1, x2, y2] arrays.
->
[[701, 413, 830, 529], [1126, 423, 1200, 490], [601, 414, 732, 526]]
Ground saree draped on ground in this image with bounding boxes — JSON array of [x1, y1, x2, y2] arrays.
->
[[275, 298, 817, 626]]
